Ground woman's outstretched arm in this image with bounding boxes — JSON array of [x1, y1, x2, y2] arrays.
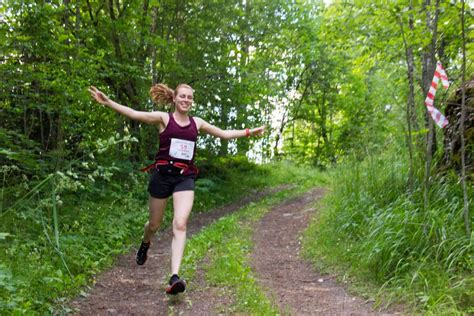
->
[[89, 86, 166, 125], [195, 117, 265, 139]]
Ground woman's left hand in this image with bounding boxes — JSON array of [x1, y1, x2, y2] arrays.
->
[[250, 126, 265, 137]]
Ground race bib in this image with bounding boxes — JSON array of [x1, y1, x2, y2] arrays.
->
[[169, 138, 195, 160]]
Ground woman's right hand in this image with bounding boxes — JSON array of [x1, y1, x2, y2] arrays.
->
[[88, 86, 110, 106]]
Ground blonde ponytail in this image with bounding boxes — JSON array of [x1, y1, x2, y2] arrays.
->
[[149, 83, 193, 107], [149, 83, 174, 105]]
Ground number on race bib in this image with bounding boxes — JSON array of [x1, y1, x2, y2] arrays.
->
[[169, 138, 195, 160]]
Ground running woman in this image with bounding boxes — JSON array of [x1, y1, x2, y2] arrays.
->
[[88, 84, 264, 295]]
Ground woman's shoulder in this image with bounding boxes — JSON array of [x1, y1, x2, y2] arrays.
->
[[148, 111, 169, 126], [150, 111, 169, 119], [191, 116, 206, 129]]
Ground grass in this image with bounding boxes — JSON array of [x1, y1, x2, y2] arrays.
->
[[179, 212, 278, 314], [302, 149, 473, 314], [1, 187, 149, 314]]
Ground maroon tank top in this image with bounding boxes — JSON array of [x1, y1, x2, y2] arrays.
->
[[155, 113, 198, 164]]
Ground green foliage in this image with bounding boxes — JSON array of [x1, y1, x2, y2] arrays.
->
[[303, 146, 473, 313], [276, 0, 473, 168], [193, 156, 269, 211], [0, 0, 295, 177], [0, 166, 148, 313]]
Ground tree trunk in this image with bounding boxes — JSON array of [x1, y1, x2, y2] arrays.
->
[[318, 92, 331, 164], [459, 0, 471, 238], [219, 102, 229, 156], [150, 5, 159, 87], [398, 2, 417, 191], [235, 0, 251, 155], [273, 107, 288, 158], [421, 0, 440, 210]]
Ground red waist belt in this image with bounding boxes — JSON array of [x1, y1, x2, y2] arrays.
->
[[140, 160, 198, 176]]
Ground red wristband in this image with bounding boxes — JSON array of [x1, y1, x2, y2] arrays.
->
[[245, 128, 250, 137]]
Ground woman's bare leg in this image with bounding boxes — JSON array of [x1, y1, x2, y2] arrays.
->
[[170, 190, 194, 275], [143, 196, 168, 243]]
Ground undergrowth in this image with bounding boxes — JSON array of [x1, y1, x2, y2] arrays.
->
[[302, 149, 473, 315]]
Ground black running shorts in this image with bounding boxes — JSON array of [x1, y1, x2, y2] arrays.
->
[[147, 169, 195, 199]]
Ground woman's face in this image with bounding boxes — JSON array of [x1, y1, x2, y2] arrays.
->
[[174, 87, 193, 113]]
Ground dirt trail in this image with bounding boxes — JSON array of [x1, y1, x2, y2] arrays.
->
[[251, 188, 397, 315], [70, 187, 400, 315], [69, 186, 286, 315]]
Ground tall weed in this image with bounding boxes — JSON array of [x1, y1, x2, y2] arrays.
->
[[303, 149, 473, 313]]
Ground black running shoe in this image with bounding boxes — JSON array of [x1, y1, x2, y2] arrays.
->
[[165, 274, 186, 295], [136, 241, 150, 265]]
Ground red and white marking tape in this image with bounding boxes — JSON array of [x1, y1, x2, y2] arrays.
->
[[424, 61, 449, 128]]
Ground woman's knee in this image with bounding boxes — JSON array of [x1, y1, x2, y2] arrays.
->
[[147, 221, 161, 233], [173, 218, 187, 232]]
